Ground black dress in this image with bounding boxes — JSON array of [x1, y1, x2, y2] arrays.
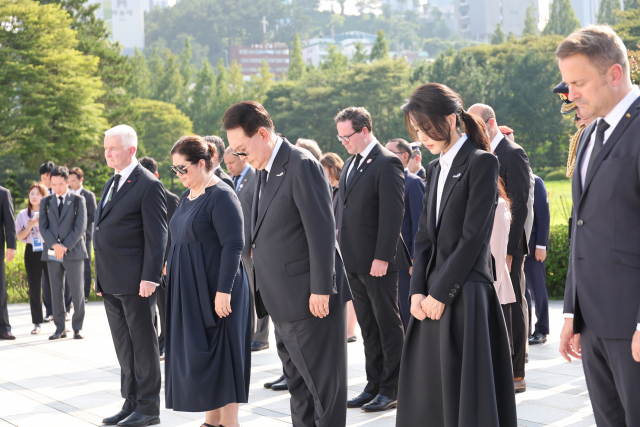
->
[[164, 184, 251, 412]]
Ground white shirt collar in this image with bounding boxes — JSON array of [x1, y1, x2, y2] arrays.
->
[[490, 131, 504, 153], [72, 185, 83, 195], [440, 134, 468, 169], [265, 137, 283, 173], [214, 165, 221, 171], [115, 158, 138, 182], [55, 189, 70, 203], [404, 167, 410, 173], [358, 139, 378, 162], [601, 85, 640, 131]]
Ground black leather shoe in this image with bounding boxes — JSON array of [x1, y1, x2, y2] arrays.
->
[[0, 331, 16, 340], [103, 410, 132, 425], [49, 330, 67, 340], [362, 394, 397, 412], [264, 375, 285, 389], [347, 392, 375, 408], [74, 330, 84, 339], [347, 335, 358, 343], [514, 378, 526, 393], [529, 331, 547, 345], [117, 412, 160, 427], [271, 378, 288, 391], [251, 341, 269, 352]]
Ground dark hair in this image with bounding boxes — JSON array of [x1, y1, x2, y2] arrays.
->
[[402, 83, 490, 152], [319, 152, 344, 183], [203, 136, 225, 162], [39, 161, 55, 175], [334, 107, 373, 133], [170, 135, 216, 171], [69, 167, 84, 180], [388, 138, 412, 159], [139, 157, 158, 174], [27, 182, 47, 217], [50, 166, 69, 180], [221, 101, 274, 137], [556, 25, 629, 76]]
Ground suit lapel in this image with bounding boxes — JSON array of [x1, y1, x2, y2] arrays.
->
[[99, 166, 141, 221], [95, 175, 114, 225], [573, 121, 596, 199], [436, 140, 472, 227], [427, 163, 439, 241], [58, 193, 73, 222], [50, 195, 60, 221], [344, 143, 380, 199], [339, 156, 353, 204]]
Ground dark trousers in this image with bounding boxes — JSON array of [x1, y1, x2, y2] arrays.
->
[[273, 303, 347, 427], [0, 256, 10, 333], [245, 256, 269, 343], [348, 271, 404, 399], [42, 264, 71, 317], [47, 260, 85, 333], [524, 255, 549, 335], [83, 234, 92, 297], [156, 284, 165, 351], [397, 269, 411, 331], [581, 323, 640, 427], [24, 244, 45, 324], [506, 255, 526, 378], [103, 293, 161, 416]]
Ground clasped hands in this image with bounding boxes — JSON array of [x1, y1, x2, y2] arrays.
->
[[411, 294, 445, 321], [52, 243, 67, 260]]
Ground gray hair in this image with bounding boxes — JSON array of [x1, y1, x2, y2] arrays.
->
[[105, 125, 138, 149]]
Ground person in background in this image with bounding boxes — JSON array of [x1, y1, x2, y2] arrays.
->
[[16, 182, 49, 334], [296, 138, 323, 161], [39, 162, 55, 195], [0, 185, 17, 340], [203, 135, 234, 188], [407, 142, 426, 180], [68, 168, 97, 303]]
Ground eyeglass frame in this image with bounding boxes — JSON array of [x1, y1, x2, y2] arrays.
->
[[170, 162, 194, 176], [336, 129, 360, 142], [232, 132, 261, 158]]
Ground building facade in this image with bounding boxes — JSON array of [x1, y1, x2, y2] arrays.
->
[[455, 0, 532, 42], [87, 0, 145, 55], [230, 43, 290, 77]]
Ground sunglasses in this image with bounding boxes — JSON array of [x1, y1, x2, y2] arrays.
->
[[170, 162, 193, 175], [232, 134, 257, 158]]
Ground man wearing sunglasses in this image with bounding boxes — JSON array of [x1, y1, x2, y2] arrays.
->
[[223, 101, 352, 427]]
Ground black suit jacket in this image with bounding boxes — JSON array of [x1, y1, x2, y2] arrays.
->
[[410, 139, 498, 305], [0, 186, 16, 254], [565, 97, 640, 338], [338, 142, 410, 273], [234, 167, 257, 261], [494, 137, 531, 257], [528, 175, 550, 255], [164, 189, 180, 264], [251, 140, 352, 322], [214, 167, 234, 188], [416, 166, 427, 181], [94, 163, 168, 295], [402, 170, 425, 259], [80, 187, 97, 240]]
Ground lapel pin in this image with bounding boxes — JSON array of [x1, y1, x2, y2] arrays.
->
[[359, 169, 363, 172], [452, 173, 461, 178], [277, 172, 284, 177], [239, 184, 244, 189], [367, 159, 372, 164], [626, 113, 631, 118], [127, 180, 131, 183]]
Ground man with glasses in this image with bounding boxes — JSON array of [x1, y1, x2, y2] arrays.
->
[[335, 107, 410, 412]]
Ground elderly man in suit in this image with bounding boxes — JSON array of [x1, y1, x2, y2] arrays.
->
[[224, 101, 352, 427], [95, 125, 167, 427], [39, 166, 88, 340], [557, 25, 640, 426], [204, 135, 234, 188], [0, 186, 16, 340]]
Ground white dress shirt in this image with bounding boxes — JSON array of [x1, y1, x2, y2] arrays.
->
[[436, 134, 467, 226], [345, 139, 378, 178], [490, 131, 505, 153], [71, 185, 83, 195], [56, 189, 70, 206], [103, 158, 138, 208]]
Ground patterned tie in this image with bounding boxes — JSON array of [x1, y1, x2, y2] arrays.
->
[[586, 119, 610, 178], [258, 170, 268, 213], [347, 154, 362, 185], [107, 174, 121, 203], [58, 196, 64, 216]]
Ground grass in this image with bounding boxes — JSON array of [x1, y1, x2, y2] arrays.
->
[[545, 179, 573, 227]]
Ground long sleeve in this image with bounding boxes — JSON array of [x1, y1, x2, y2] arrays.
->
[[504, 148, 531, 256], [408, 178, 425, 258], [534, 178, 550, 249], [490, 199, 516, 305], [375, 157, 406, 262], [3, 191, 16, 250], [39, 197, 58, 249], [212, 189, 245, 293], [140, 180, 168, 284], [409, 162, 434, 298], [61, 196, 87, 250]]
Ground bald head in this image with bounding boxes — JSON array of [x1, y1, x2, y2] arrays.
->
[[468, 103, 499, 141], [223, 146, 247, 177]]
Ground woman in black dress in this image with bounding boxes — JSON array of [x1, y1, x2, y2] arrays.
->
[[396, 83, 517, 427], [165, 135, 251, 427]]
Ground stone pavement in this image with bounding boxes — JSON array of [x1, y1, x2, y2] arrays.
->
[[0, 301, 595, 426]]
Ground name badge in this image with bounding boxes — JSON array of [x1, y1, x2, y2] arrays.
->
[[32, 236, 43, 252]]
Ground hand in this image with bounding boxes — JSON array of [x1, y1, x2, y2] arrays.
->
[[535, 248, 547, 262], [409, 259, 413, 276], [559, 318, 582, 362], [52, 243, 67, 260], [370, 259, 389, 277], [163, 265, 167, 276], [632, 330, 640, 362], [309, 294, 330, 318], [5, 248, 15, 263], [27, 218, 38, 228], [139, 280, 157, 298], [421, 295, 446, 320], [215, 292, 232, 317], [506, 255, 513, 273], [410, 294, 428, 321], [94, 282, 101, 297]]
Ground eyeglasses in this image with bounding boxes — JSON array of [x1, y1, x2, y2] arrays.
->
[[232, 134, 256, 158], [170, 162, 193, 175], [336, 130, 360, 142]]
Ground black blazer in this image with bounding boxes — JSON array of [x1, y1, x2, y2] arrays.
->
[[338, 142, 411, 274], [528, 175, 550, 255], [94, 163, 168, 295], [164, 189, 180, 264], [410, 139, 498, 305], [235, 167, 257, 260], [416, 166, 427, 181], [251, 140, 352, 322], [0, 186, 16, 254], [494, 137, 531, 257], [402, 170, 425, 259], [565, 97, 640, 339], [80, 187, 97, 239], [214, 167, 234, 188]]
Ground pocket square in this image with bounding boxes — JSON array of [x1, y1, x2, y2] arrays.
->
[[452, 173, 461, 178], [276, 172, 284, 177]]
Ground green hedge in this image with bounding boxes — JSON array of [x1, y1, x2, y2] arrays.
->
[[545, 170, 570, 181], [545, 224, 570, 299]]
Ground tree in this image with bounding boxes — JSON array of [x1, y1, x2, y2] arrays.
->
[[320, 45, 349, 74], [352, 42, 369, 63], [248, 61, 275, 102], [614, 8, 640, 49], [543, 0, 582, 36], [129, 48, 152, 99], [156, 50, 185, 106], [370, 30, 389, 61], [624, 0, 639, 9], [288, 34, 306, 80], [190, 60, 216, 135], [491, 23, 505, 44], [522, 1, 538, 37], [0, 0, 106, 168], [597, 0, 621, 24]]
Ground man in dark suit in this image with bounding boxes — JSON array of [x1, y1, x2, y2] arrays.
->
[[336, 107, 410, 412], [385, 138, 425, 330], [408, 142, 426, 180], [224, 101, 352, 427], [138, 156, 179, 360], [223, 147, 269, 351], [0, 186, 16, 340], [69, 167, 97, 303], [40, 166, 88, 340], [557, 26, 640, 426], [95, 125, 167, 427], [204, 135, 234, 188], [525, 175, 550, 345], [469, 103, 531, 391]]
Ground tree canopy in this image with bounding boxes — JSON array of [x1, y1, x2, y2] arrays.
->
[[543, 0, 582, 36]]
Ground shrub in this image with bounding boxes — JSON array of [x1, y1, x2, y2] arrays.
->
[[546, 224, 570, 299], [545, 170, 570, 181]]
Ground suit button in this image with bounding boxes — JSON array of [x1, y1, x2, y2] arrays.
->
[[251, 243, 256, 249], [454, 284, 460, 289], [96, 226, 99, 231], [577, 219, 584, 226], [343, 204, 347, 209], [449, 293, 455, 298]]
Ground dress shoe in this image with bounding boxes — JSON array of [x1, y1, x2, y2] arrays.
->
[[347, 335, 358, 343], [362, 394, 397, 412], [347, 391, 375, 408], [43, 315, 52, 323], [159, 350, 165, 361], [251, 341, 269, 352], [85, 297, 89, 303], [271, 378, 288, 391], [529, 331, 547, 345], [49, 330, 67, 340], [514, 378, 526, 393], [103, 410, 132, 425], [117, 412, 160, 427], [264, 375, 285, 389], [0, 331, 16, 340], [73, 330, 84, 339]]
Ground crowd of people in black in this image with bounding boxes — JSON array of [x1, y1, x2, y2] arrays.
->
[[0, 24, 639, 427]]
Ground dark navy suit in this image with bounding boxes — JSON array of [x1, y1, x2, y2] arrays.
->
[[398, 170, 425, 329], [524, 175, 550, 335]]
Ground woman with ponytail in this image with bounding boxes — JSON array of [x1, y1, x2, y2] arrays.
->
[[396, 83, 517, 427]]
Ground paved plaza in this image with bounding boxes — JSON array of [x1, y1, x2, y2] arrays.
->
[[1, 301, 595, 426]]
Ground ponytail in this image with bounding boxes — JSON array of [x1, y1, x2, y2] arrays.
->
[[459, 109, 491, 152]]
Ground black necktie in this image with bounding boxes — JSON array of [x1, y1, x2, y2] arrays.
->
[[233, 175, 239, 190], [347, 154, 362, 185], [58, 196, 64, 216], [107, 174, 121, 203], [257, 170, 268, 213], [586, 119, 610, 178]]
